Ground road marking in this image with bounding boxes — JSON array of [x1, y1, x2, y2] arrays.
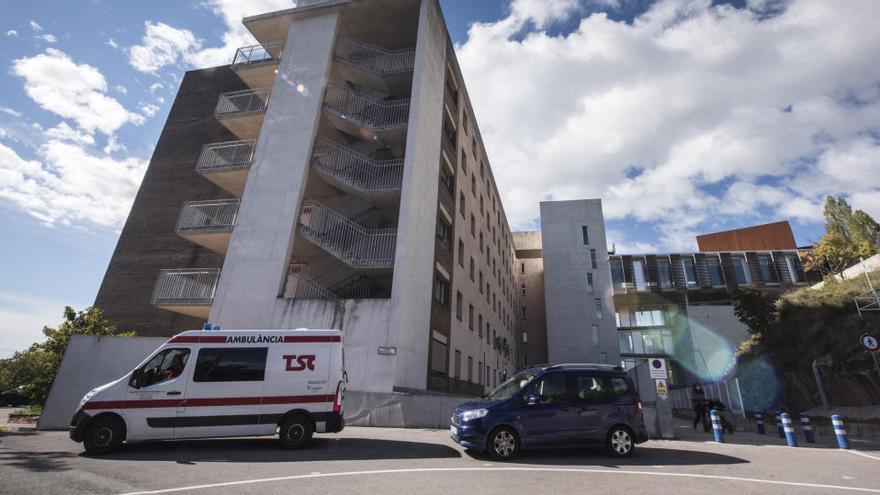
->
[[118, 467, 880, 494], [845, 450, 880, 462]]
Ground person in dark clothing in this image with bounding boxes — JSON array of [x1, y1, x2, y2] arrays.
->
[[692, 383, 708, 431]]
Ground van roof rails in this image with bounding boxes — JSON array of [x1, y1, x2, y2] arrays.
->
[[545, 363, 624, 371]]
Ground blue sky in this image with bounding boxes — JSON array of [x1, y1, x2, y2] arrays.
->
[[2, 0, 879, 357]]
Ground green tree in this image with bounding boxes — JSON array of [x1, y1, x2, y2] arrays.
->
[[807, 196, 880, 277], [0, 306, 132, 405], [732, 287, 776, 335]]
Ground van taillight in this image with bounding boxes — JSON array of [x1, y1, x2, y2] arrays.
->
[[333, 380, 343, 413], [636, 394, 644, 418]]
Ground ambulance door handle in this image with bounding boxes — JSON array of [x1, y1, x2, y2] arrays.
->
[[166, 391, 182, 396]]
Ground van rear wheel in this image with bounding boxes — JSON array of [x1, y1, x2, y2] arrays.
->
[[279, 415, 313, 449], [605, 426, 634, 458], [83, 416, 125, 455]]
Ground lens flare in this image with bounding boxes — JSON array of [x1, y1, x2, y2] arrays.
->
[[668, 315, 735, 382], [735, 357, 783, 412], [278, 72, 310, 96]]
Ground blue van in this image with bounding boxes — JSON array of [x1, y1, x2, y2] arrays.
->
[[449, 364, 648, 460]]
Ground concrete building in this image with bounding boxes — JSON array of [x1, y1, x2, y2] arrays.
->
[[93, 0, 519, 407], [512, 231, 547, 368]]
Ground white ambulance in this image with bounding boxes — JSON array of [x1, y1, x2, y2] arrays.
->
[[69, 329, 345, 454]]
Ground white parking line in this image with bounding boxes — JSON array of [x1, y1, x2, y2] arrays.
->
[[118, 466, 880, 495], [846, 450, 880, 462]]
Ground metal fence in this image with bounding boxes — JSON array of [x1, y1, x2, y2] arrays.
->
[[670, 377, 747, 420], [324, 86, 410, 129], [196, 140, 256, 172], [311, 138, 403, 193], [176, 199, 240, 234], [298, 199, 396, 268], [231, 42, 283, 69], [151, 268, 221, 306], [283, 270, 339, 301], [215, 88, 270, 118], [334, 38, 415, 75]]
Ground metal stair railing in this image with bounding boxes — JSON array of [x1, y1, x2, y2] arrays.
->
[[176, 199, 240, 234], [334, 38, 415, 75], [232, 42, 283, 69], [311, 138, 403, 193], [324, 86, 409, 129], [284, 270, 339, 301], [298, 199, 396, 268], [215, 88, 271, 118], [196, 140, 256, 172], [152, 268, 220, 306], [329, 274, 376, 299]]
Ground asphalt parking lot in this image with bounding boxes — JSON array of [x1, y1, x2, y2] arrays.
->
[[1, 410, 879, 495]]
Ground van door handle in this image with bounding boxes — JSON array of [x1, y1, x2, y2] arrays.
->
[[166, 391, 182, 396]]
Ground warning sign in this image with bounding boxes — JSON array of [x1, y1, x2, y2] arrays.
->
[[650, 358, 668, 379], [656, 379, 668, 400]]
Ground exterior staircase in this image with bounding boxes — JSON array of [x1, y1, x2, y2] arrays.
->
[[310, 138, 403, 196], [298, 199, 396, 269]]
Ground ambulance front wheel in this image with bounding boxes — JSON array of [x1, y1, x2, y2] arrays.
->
[[279, 415, 313, 449], [83, 416, 125, 455]]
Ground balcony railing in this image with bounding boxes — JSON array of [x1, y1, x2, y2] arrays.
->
[[176, 199, 240, 234], [334, 38, 415, 75], [284, 269, 339, 301], [152, 268, 220, 306], [215, 88, 270, 118], [299, 199, 396, 268], [196, 140, 256, 172], [232, 42, 283, 69], [324, 86, 409, 130], [311, 138, 404, 193]]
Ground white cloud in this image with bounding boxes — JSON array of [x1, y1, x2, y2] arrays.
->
[[114, 84, 128, 95], [6, 29, 17, 37], [12, 48, 144, 136], [456, 0, 880, 249], [128, 21, 201, 74], [149, 82, 164, 93], [0, 292, 73, 359], [0, 129, 6, 140], [107, 38, 119, 49], [29, 20, 43, 32], [140, 103, 160, 117], [45, 122, 96, 146], [1, 106, 23, 117], [0, 140, 146, 228], [36, 33, 57, 43]]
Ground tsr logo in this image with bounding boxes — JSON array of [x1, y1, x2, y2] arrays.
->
[[283, 354, 316, 371]]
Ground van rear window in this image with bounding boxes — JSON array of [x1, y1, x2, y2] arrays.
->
[[194, 347, 268, 382], [610, 377, 630, 396]]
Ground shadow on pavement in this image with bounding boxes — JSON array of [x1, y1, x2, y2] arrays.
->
[[465, 445, 748, 466], [93, 436, 461, 464]]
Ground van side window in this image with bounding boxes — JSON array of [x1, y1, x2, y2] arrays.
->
[[134, 348, 190, 388], [528, 375, 570, 405], [610, 377, 630, 396], [574, 375, 606, 401], [194, 347, 268, 382]]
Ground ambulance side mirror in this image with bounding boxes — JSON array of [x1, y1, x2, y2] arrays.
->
[[130, 369, 144, 389]]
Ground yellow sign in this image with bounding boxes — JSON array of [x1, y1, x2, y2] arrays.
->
[[655, 379, 668, 399]]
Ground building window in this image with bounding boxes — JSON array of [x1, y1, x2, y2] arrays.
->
[[486, 365, 490, 388], [478, 360, 483, 385], [436, 216, 451, 249], [469, 257, 475, 281], [599, 352, 608, 364], [460, 149, 467, 174], [521, 306, 527, 319], [595, 298, 603, 319], [590, 249, 598, 269], [440, 167, 454, 194], [657, 258, 673, 289], [785, 255, 801, 283], [706, 257, 725, 287], [471, 175, 476, 196], [456, 291, 463, 320], [469, 304, 474, 330], [479, 232, 483, 251], [521, 284, 526, 296], [467, 356, 473, 383], [431, 338, 448, 376], [478, 314, 483, 336], [433, 274, 449, 307], [587, 272, 594, 289], [592, 324, 599, 348], [733, 255, 751, 285], [610, 258, 624, 290], [454, 350, 461, 379], [458, 239, 464, 267], [479, 271, 484, 293], [520, 262, 525, 274], [581, 225, 590, 245], [681, 258, 698, 287], [522, 331, 528, 343], [759, 255, 779, 283], [470, 214, 475, 236], [459, 192, 466, 218], [633, 259, 648, 291]]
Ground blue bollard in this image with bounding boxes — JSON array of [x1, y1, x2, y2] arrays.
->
[[755, 412, 765, 435], [710, 409, 724, 443], [800, 413, 815, 444], [832, 415, 848, 449], [776, 413, 785, 438], [781, 413, 797, 446]]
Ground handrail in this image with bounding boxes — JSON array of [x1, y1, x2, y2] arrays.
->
[[176, 199, 240, 234], [152, 268, 220, 306], [196, 140, 256, 172], [334, 38, 415, 75], [311, 138, 403, 193], [298, 198, 396, 268], [324, 86, 409, 129], [284, 269, 339, 301], [215, 88, 270, 118], [232, 42, 283, 69]]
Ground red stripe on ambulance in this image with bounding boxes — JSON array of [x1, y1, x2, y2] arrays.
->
[[82, 394, 335, 410]]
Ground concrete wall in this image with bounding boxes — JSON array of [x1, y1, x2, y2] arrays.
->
[[540, 200, 620, 365], [210, 11, 340, 329], [389, 0, 446, 391], [39, 335, 168, 430], [812, 252, 880, 289]]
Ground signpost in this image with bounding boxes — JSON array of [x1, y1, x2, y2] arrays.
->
[[860, 333, 879, 352], [650, 358, 668, 379]]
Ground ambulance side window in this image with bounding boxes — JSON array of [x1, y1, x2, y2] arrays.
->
[[193, 347, 268, 382], [133, 348, 190, 388]]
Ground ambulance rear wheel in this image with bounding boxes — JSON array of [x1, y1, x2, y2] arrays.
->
[[83, 416, 125, 455], [279, 415, 313, 449]]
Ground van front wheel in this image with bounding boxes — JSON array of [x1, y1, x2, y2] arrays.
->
[[83, 416, 125, 455], [279, 415, 313, 449]]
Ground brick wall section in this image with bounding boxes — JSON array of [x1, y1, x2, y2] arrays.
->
[[93, 66, 248, 337]]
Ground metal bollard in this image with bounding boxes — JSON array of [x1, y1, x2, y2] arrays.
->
[[755, 412, 765, 435], [776, 413, 785, 438], [832, 415, 848, 449], [799, 413, 815, 444], [781, 413, 797, 446], [710, 409, 724, 443]]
